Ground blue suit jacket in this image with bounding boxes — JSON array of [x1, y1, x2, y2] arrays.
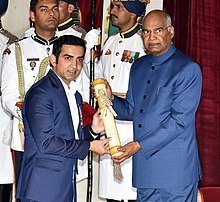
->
[[16, 70, 94, 201], [113, 45, 202, 188]]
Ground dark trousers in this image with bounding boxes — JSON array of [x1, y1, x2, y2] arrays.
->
[[14, 150, 24, 183], [0, 184, 12, 202]]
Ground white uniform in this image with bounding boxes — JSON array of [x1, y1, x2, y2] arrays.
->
[[0, 32, 15, 184], [96, 24, 145, 201], [22, 20, 91, 183], [23, 21, 90, 103], [1, 33, 57, 152]]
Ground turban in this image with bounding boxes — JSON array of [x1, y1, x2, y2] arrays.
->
[[121, 0, 146, 17], [0, 0, 8, 17]]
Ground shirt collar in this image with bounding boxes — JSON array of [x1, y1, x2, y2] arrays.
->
[[120, 22, 141, 39], [52, 70, 77, 95], [58, 17, 75, 31], [31, 33, 58, 46], [150, 44, 176, 65]]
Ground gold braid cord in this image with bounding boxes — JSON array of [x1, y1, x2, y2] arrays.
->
[[15, 42, 25, 102], [15, 42, 25, 149], [37, 57, 50, 81]]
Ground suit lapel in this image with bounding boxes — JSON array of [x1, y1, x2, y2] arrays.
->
[[75, 92, 83, 139], [48, 70, 75, 137]]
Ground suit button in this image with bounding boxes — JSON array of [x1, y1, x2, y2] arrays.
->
[[138, 124, 142, 128], [151, 66, 155, 70], [147, 80, 151, 84], [143, 95, 148, 99], [140, 109, 144, 113], [116, 52, 119, 56], [113, 64, 116, 68], [111, 76, 114, 80]]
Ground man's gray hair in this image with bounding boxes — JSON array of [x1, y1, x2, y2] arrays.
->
[[166, 13, 172, 26]]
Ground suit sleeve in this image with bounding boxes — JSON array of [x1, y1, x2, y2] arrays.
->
[[113, 62, 202, 159], [113, 72, 135, 121], [23, 86, 91, 160]]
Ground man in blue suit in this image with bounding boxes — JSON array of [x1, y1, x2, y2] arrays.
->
[[16, 35, 110, 202], [104, 10, 202, 201]]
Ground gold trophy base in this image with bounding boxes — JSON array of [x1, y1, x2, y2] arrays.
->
[[110, 146, 123, 157]]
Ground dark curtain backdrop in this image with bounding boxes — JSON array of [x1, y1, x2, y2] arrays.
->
[[78, 0, 103, 32], [78, 0, 220, 187], [163, 0, 220, 187]]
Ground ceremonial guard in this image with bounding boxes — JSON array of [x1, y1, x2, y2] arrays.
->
[[96, 0, 147, 201], [0, 0, 18, 200], [1, 0, 59, 194], [57, 0, 86, 38], [24, 0, 99, 103]]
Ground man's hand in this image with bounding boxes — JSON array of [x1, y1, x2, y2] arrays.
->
[[90, 79, 113, 101], [112, 141, 141, 163], [104, 79, 114, 101], [90, 138, 111, 155], [91, 109, 104, 133]]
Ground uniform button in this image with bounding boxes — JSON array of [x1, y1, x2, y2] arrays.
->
[[138, 124, 142, 128], [113, 64, 116, 68], [151, 66, 155, 70], [111, 76, 114, 80], [116, 52, 119, 56], [47, 47, 50, 52], [33, 76, 35, 78], [147, 80, 151, 84], [140, 109, 144, 113], [143, 95, 148, 99], [119, 40, 122, 43]]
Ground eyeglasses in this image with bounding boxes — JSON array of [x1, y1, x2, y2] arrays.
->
[[142, 26, 171, 36]]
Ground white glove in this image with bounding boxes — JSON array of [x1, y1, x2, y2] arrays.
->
[[84, 28, 100, 49]]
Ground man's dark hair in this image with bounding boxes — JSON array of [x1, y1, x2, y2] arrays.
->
[[52, 35, 86, 63], [30, 0, 59, 13]]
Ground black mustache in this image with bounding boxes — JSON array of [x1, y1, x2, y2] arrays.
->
[[111, 14, 118, 19]]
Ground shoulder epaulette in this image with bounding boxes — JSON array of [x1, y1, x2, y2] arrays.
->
[[0, 28, 18, 45]]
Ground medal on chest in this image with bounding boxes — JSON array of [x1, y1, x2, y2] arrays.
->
[[121, 50, 140, 63], [27, 58, 39, 70]]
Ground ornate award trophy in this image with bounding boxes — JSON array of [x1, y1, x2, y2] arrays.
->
[[93, 78, 123, 180]]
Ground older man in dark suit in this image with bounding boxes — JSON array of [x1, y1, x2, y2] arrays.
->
[[104, 10, 202, 202]]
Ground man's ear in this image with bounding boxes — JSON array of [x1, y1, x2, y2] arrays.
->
[[130, 12, 137, 20], [169, 26, 175, 39], [68, 4, 75, 14], [29, 11, 36, 22], [50, 54, 57, 67]]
